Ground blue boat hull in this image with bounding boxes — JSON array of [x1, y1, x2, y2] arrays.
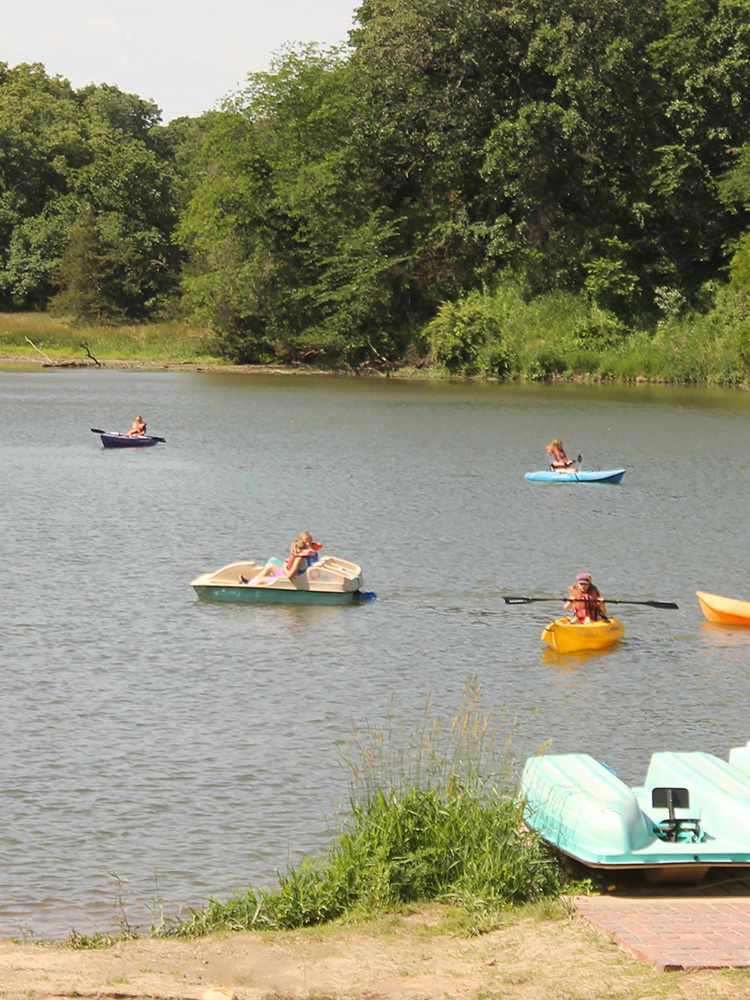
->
[[100, 433, 160, 448], [524, 468, 625, 483]]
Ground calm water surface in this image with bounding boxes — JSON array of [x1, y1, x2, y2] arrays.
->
[[1, 369, 749, 937]]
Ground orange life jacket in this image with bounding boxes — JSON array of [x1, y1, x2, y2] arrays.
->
[[569, 584, 603, 621]]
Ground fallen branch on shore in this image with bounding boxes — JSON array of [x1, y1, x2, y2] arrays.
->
[[81, 341, 102, 366], [25, 336, 53, 364]]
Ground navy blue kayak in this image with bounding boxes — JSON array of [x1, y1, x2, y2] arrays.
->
[[524, 468, 625, 484]]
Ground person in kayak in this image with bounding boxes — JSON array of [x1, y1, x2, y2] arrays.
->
[[242, 532, 323, 585], [126, 415, 147, 436], [565, 572, 607, 623], [545, 439, 575, 470]]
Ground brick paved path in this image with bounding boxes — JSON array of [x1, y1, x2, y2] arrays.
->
[[574, 874, 750, 970]]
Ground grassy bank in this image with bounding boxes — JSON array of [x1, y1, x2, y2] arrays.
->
[[426, 280, 750, 387], [138, 683, 570, 941], [0, 313, 222, 365], [66, 684, 576, 946], [4, 289, 748, 388]]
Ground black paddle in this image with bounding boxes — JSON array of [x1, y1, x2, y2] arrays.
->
[[91, 427, 166, 442], [503, 595, 679, 609]]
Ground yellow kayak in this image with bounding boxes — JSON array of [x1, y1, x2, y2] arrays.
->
[[541, 616, 625, 653], [696, 590, 750, 626]]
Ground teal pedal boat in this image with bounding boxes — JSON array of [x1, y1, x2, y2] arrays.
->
[[520, 747, 750, 878], [191, 556, 365, 605]]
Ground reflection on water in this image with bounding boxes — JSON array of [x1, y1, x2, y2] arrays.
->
[[540, 643, 623, 670], [699, 622, 750, 647], [1, 370, 749, 937]]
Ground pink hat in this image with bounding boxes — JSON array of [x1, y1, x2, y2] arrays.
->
[[576, 572, 592, 582]]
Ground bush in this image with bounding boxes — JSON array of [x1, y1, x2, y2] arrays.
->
[[426, 292, 505, 375], [523, 350, 567, 380], [477, 341, 517, 377], [572, 310, 628, 351]]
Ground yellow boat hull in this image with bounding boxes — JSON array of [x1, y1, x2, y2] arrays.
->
[[541, 616, 625, 653], [696, 590, 750, 626]]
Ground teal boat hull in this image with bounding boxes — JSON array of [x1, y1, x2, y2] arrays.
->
[[193, 583, 360, 605], [520, 749, 750, 873], [524, 468, 625, 483]]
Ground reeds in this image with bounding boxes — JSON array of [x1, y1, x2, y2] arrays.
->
[[164, 680, 562, 938]]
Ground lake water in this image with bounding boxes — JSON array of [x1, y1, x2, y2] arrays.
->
[[1, 368, 749, 938]]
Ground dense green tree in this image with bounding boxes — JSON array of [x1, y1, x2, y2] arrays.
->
[[479, 0, 668, 307], [76, 83, 161, 143], [0, 63, 182, 316], [63, 118, 180, 315], [349, 0, 521, 305], [158, 113, 224, 213], [0, 63, 84, 306], [646, 0, 750, 299], [179, 46, 408, 364], [3, 0, 749, 361], [350, 0, 750, 317], [718, 143, 750, 211], [50, 204, 114, 320]]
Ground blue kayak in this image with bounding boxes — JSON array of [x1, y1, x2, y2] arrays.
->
[[524, 468, 625, 484]]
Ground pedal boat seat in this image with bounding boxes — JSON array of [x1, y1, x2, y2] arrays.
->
[[652, 787, 702, 842]]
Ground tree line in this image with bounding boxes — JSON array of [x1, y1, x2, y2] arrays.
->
[[1, 0, 749, 377]]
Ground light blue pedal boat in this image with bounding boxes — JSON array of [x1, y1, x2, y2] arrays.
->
[[520, 745, 750, 878], [524, 468, 626, 484]]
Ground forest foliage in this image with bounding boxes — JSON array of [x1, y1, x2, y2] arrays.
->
[[1, 0, 749, 381]]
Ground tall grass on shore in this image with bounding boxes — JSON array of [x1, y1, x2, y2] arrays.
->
[[426, 279, 750, 387], [3, 292, 748, 386], [0, 312, 221, 364], [162, 681, 562, 939]]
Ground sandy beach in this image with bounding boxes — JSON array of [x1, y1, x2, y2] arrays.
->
[[0, 903, 746, 1000]]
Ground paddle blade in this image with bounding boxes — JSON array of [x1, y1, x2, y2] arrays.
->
[[356, 591, 377, 602], [90, 427, 106, 434], [606, 599, 679, 609]]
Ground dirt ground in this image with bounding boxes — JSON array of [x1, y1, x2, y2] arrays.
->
[[0, 904, 748, 1000]]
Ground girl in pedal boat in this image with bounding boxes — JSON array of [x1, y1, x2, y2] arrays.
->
[[242, 532, 323, 585], [565, 572, 607, 623]]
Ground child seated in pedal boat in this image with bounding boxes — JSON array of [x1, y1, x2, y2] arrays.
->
[[240, 532, 323, 585]]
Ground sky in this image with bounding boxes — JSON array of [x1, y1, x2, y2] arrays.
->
[[1, 0, 359, 123]]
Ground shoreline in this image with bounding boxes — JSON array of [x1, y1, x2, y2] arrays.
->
[[0, 354, 339, 377], [2, 353, 749, 391]]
